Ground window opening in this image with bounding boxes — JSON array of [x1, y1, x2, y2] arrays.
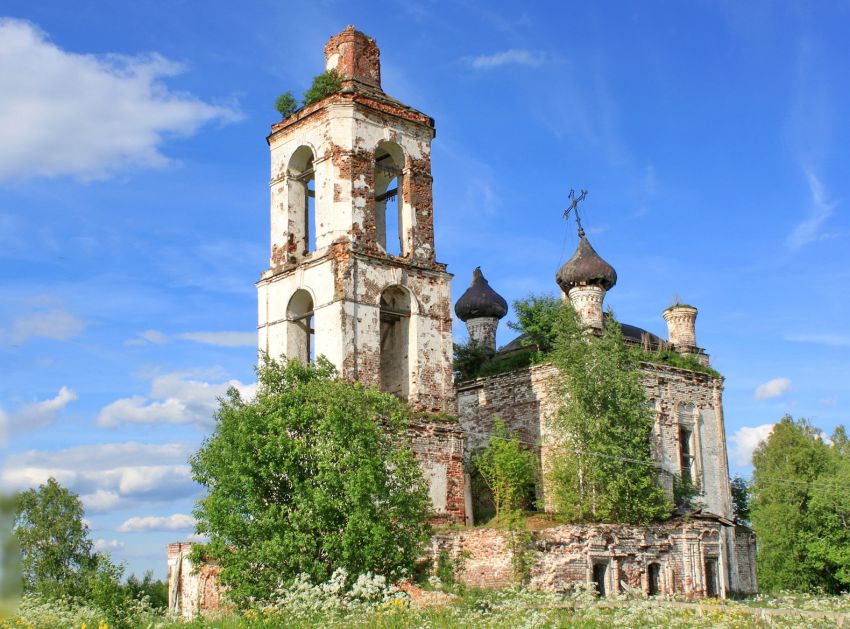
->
[[379, 286, 411, 400], [375, 149, 403, 256], [680, 426, 694, 482], [286, 290, 314, 364], [306, 175, 316, 253], [288, 147, 316, 257]]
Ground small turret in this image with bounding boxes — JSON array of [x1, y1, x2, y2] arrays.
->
[[663, 304, 698, 350], [455, 268, 508, 354], [556, 233, 617, 331]]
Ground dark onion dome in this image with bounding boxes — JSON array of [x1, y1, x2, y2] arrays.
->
[[556, 234, 617, 292], [455, 267, 509, 321]]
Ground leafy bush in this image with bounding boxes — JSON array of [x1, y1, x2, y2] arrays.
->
[[274, 91, 298, 118], [303, 70, 342, 106], [190, 356, 432, 605], [472, 419, 537, 517]]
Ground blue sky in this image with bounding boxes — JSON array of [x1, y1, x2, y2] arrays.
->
[[1, 1, 848, 578]]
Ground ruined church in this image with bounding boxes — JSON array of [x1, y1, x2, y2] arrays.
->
[[168, 26, 757, 614]]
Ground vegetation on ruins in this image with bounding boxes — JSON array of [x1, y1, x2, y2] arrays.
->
[[190, 356, 432, 605], [472, 418, 537, 518], [274, 91, 298, 118], [543, 301, 672, 524], [453, 338, 534, 382], [750, 416, 850, 593], [273, 70, 343, 119], [303, 69, 342, 105], [11, 478, 167, 627], [471, 419, 538, 580], [633, 345, 721, 378], [507, 293, 563, 357]]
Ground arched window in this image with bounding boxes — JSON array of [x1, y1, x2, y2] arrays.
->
[[374, 142, 407, 256], [678, 403, 696, 483], [288, 146, 316, 256], [286, 289, 314, 363], [379, 285, 411, 399]]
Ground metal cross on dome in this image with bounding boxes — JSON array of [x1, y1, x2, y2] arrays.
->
[[563, 189, 588, 238]]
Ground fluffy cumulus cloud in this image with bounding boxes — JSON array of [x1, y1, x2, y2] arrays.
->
[[2, 442, 196, 513], [0, 309, 86, 346], [468, 49, 545, 69], [754, 377, 792, 400], [0, 18, 239, 181], [96, 371, 255, 428], [730, 424, 775, 467], [118, 513, 196, 533]]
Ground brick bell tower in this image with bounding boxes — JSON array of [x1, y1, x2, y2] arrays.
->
[[257, 26, 455, 414]]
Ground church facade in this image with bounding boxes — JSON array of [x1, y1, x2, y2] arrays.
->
[[168, 26, 756, 617]]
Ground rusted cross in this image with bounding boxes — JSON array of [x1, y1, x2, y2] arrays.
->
[[563, 189, 588, 237]]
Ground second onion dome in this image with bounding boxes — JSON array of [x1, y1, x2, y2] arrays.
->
[[556, 233, 617, 293], [455, 267, 508, 321]]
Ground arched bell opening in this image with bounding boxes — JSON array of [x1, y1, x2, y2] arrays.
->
[[374, 142, 409, 257], [287, 146, 316, 257], [286, 289, 314, 364], [379, 285, 412, 399]]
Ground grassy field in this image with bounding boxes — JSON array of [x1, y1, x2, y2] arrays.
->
[[5, 585, 850, 629]]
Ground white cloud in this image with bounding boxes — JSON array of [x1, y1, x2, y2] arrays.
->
[[786, 333, 850, 347], [787, 170, 838, 250], [186, 533, 209, 543], [730, 423, 775, 467], [2, 441, 196, 513], [126, 329, 169, 346], [0, 386, 77, 440], [96, 371, 255, 428], [82, 490, 122, 513], [820, 397, 838, 406], [754, 377, 792, 400], [469, 49, 545, 69], [93, 538, 125, 552], [177, 331, 256, 347], [118, 513, 196, 533], [0, 18, 239, 181], [0, 309, 86, 346]]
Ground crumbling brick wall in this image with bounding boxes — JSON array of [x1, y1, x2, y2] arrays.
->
[[167, 543, 223, 620], [430, 518, 736, 598]]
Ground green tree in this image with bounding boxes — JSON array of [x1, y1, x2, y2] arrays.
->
[[546, 303, 670, 524], [13, 477, 97, 597], [472, 418, 537, 518], [750, 415, 842, 592], [126, 570, 168, 609], [190, 357, 432, 605], [274, 91, 298, 118], [508, 294, 563, 355], [453, 338, 490, 381], [730, 476, 751, 524], [303, 70, 342, 105]]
